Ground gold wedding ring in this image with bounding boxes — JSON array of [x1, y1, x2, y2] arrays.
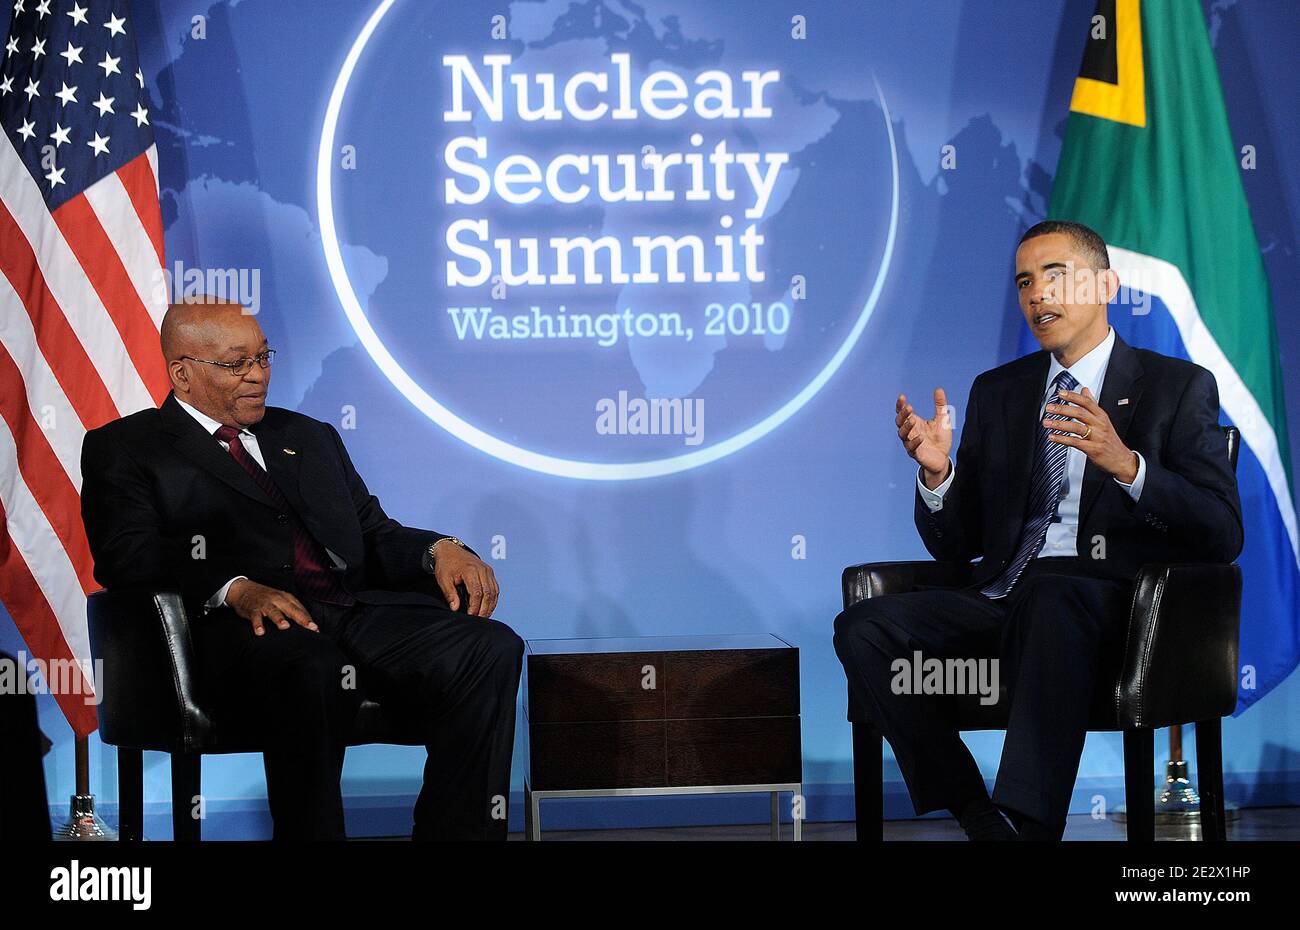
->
[[1081, 426, 1093, 440]]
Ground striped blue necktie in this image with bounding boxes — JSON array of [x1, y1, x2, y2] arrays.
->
[[980, 369, 1080, 599]]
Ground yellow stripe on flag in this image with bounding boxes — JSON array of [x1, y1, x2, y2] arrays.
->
[[1069, 0, 1146, 127]]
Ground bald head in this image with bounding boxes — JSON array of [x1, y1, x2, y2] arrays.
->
[[160, 299, 253, 361], [162, 299, 271, 428]]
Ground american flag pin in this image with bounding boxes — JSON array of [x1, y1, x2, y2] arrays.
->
[[1117, 398, 1130, 406], [283, 447, 297, 455]]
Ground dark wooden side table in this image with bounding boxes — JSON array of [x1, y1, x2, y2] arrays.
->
[[522, 633, 802, 840]]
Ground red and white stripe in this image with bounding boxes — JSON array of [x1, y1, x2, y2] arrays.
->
[[0, 136, 167, 737]]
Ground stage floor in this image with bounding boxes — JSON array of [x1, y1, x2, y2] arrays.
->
[[499, 806, 1300, 841]]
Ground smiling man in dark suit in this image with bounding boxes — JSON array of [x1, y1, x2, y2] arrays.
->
[[833, 220, 1243, 840], [80, 298, 522, 840]]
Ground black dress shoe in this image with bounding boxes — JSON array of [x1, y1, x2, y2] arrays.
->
[[953, 796, 1017, 841], [1013, 817, 1059, 841]]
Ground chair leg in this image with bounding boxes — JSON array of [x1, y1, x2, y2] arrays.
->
[[1195, 718, 1228, 842], [850, 717, 884, 841], [1122, 728, 1155, 841], [117, 748, 143, 841], [170, 753, 202, 842]]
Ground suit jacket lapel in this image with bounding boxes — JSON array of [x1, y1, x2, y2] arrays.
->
[[161, 394, 277, 508], [1078, 333, 1144, 529], [249, 418, 345, 565], [1001, 351, 1052, 545], [249, 418, 308, 518]]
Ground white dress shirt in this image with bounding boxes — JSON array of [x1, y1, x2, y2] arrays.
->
[[174, 397, 263, 609], [917, 326, 1146, 558]]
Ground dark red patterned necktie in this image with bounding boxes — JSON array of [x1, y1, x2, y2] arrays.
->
[[214, 425, 354, 607]]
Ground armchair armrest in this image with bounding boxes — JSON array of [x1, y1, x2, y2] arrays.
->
[[1115, 562, 1242, 729], [842, 560, 974, 609], [87, 589, 213, 752]]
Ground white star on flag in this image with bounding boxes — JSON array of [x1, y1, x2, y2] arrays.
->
[[98, 52, 121, 77], [86, 131, 109, 156], [59, 41, 83, 66], [16, 116, 35, 140], [130, 103, 149, 127], [22, 76, 39, 100], [104, 13, 126, 37], [44, 163, 65, 186], [67, 3, 88, 26], [50, 123, 71, 146], [54, 82, 76, 105], [92, 92, 114, 116]]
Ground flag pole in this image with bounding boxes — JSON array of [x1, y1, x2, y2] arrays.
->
[[1155, 723, 1199, 814], [1154, 724, 1239, 831], [1117, 724, 1241, 833], [53, 736, 116, 840]]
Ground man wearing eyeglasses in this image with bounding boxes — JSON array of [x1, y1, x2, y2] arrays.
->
[[80, 298, 521, 841]]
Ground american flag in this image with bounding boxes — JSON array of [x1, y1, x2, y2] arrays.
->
[[1, 0, 166, 736]]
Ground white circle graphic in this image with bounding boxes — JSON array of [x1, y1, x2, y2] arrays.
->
[[316, 0, 900, 480]]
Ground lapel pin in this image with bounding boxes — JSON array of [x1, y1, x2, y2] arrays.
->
[[1117, 398, 1130, 406], [282, 447, 297, 455]]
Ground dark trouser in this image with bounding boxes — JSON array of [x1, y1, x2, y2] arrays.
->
[[832, 557, 1131, 838], [193, 598, 524, 841]]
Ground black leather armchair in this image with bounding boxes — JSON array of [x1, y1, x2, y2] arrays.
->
[[840, 426, 1242, 842], [0, 651, 52, 840], [88, 578, 468, 840]]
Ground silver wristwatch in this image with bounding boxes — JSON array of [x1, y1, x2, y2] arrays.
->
[[427, 536, 466, 562]]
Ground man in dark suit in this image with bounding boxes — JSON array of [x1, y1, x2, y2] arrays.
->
[[80, 299, 522, 840], [833, 220, 1243, 840]]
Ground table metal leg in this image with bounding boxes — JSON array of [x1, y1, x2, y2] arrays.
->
[[528, 789, 542, 841]]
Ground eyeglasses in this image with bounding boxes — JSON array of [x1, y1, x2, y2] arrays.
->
[[180, 349, 276, 376]]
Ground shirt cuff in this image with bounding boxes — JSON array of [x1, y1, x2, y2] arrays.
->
[[421, 540, 442, 574], [917, 460, 954, 511], [205, 576, 247, 613], [1114, 451, 1146, 501]]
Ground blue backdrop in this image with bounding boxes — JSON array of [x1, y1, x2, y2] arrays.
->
[[5, 0, 1299, 837]]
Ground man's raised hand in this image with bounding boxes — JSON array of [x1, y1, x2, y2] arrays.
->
[[1045, 387, 1140, 484], [896, 388, 953, 489]]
